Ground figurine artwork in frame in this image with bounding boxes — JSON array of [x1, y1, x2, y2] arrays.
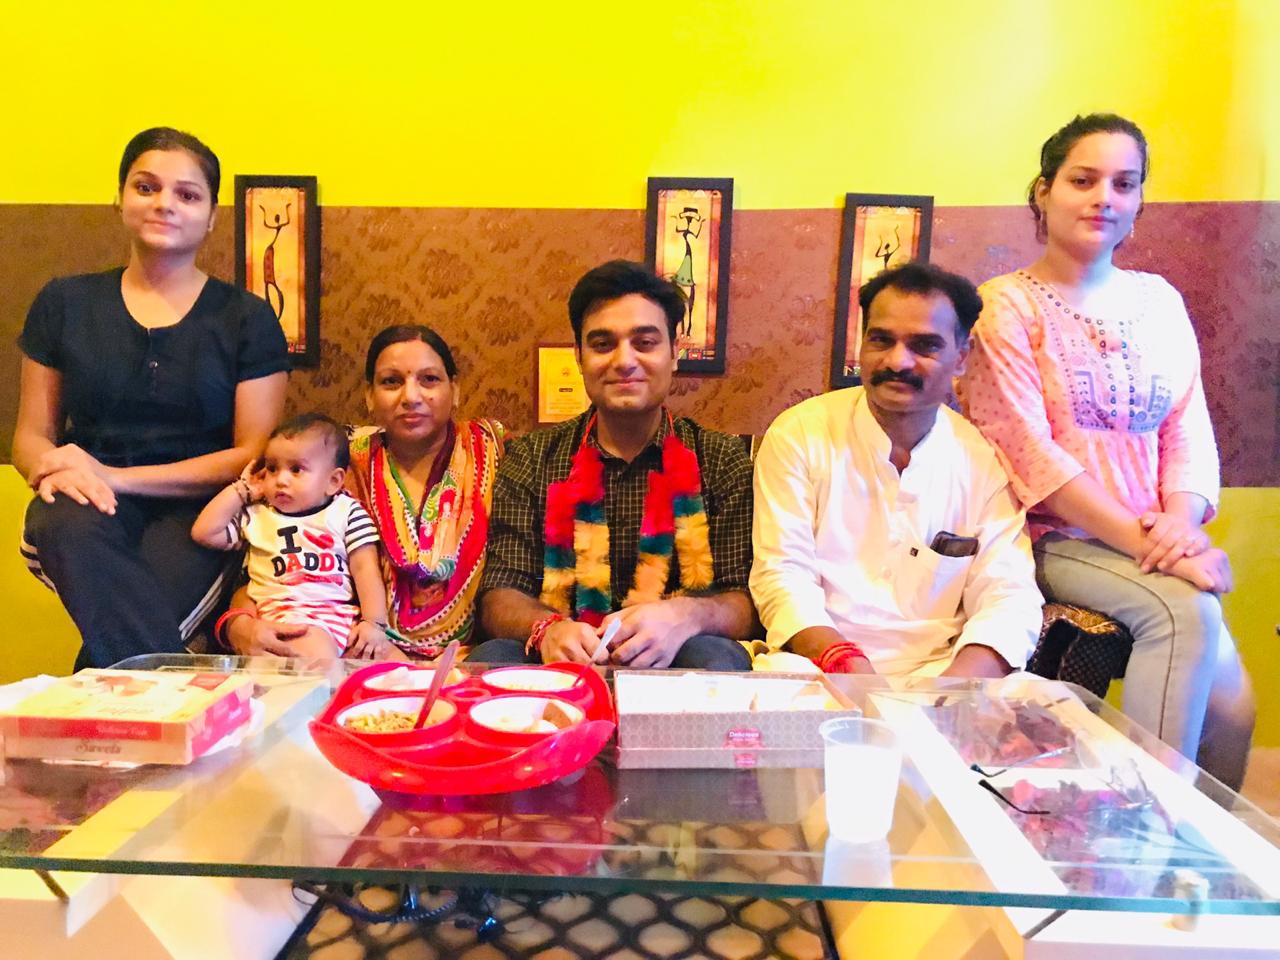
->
[[645, 177, 734, 374], [235, 175, 321, 368], [831, 192, 933, 387]]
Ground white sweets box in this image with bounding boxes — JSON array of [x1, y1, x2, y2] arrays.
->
[[0, 669, 255, 765], [614, 670, 860, 769]]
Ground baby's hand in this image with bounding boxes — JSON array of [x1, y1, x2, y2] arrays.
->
[[238, 458, 267, 503], [344, 619, 395, 660]]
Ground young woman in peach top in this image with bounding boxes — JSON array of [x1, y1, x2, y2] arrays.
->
[[960, 114, 1254, 788]]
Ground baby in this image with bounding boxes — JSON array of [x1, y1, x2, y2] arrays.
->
[[193, 413, 389, 658]]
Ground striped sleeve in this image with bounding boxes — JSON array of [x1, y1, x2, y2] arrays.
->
[[226, 506, 252, 549], [344, 499, 379, 554]]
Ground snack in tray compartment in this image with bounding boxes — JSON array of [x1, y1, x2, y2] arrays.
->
[[542, 700, 578, 729], [335, 696, 455, 735], [511, 718, 556, 734], [364, 667, 465, 692], [344, 710, 416, 733], [484, 668, 578, 693], [470, 696, 583, 736]]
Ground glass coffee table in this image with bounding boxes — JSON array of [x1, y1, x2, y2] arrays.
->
[[2, 655, 1279, 957]]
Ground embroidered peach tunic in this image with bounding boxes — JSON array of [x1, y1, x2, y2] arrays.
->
[[960, 270, 1219, 540]]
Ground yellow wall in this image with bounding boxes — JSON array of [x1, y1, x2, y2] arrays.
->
[[0, 468, 79, 683], [1206, 490, 1280, 747], [1, 0, 1275, 208]]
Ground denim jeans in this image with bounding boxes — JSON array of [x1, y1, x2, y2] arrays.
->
[[1033, 533, 1235, 758]]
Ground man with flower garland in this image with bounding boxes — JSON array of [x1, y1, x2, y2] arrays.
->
[[473, 260, 756, 669], [751, 262, 1044, 678]]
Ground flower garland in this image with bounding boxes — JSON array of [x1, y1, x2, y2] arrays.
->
[[369, 423, 462, 585], [356, 420, 501, 652], [540, 412, 713, 626]]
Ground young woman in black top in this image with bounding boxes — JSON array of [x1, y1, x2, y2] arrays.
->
[[13, 127, 290, 668]]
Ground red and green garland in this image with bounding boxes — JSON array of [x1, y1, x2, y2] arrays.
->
[[540, 412, 713, 626]]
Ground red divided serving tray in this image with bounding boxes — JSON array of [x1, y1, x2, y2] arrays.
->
[[309, 662, 616, 795]]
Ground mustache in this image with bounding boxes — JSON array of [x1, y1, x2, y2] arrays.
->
[[869, 370, 924, 390]]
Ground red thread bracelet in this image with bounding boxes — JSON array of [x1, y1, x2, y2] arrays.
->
[[526, 613, 565, 655], [814, 641, 868, 674], [821, 642, 867, 672], [214, 607, 257, 649]]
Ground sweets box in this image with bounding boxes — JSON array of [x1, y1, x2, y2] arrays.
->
[[0, 669, 255, 765], [614, 670, 860, 769]]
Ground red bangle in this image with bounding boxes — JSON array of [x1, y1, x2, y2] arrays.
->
[[526, 613, 565, 655], [814, 641, 867, 674], [215, 607, 257, 649]]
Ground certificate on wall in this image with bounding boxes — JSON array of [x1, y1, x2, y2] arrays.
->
[[536, 345, 590, 425]]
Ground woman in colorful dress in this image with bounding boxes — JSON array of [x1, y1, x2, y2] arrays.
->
[[959, 113, 1254, 788], [226, 325, 502, 659]]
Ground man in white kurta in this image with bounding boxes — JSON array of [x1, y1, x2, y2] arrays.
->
[[750, 262, 1043, 677]]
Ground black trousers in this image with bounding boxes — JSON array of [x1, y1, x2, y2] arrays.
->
[[22, 493, 234, 670]]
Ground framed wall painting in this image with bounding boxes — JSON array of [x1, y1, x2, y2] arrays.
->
[[830, 192, 933, 388], [235, 175, 321, 368], [645, 177, 733, 374], [535, 343, 590, 426]]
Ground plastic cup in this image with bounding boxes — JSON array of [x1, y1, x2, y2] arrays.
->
[[819, 717, 901, 843], [822, 837, 893, 888]]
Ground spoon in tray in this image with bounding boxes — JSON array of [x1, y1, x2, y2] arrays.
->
[[413, 639, 460, 730]]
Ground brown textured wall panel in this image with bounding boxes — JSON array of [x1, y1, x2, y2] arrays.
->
[[1, 202, 1275, 485]]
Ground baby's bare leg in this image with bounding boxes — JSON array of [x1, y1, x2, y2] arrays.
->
[[288, 625, 344, 659]]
